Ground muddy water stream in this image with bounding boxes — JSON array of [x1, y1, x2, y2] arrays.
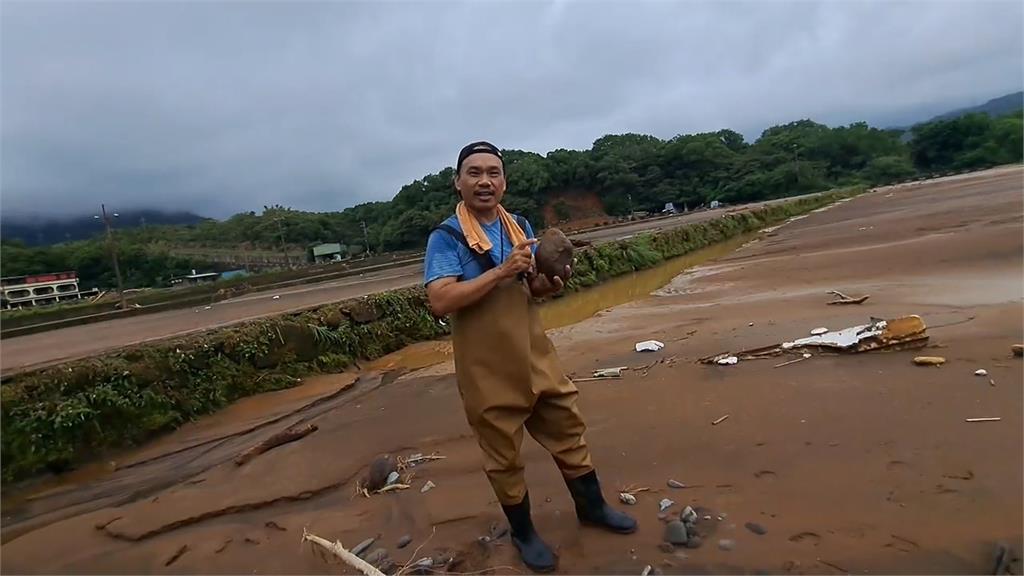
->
[[2, 232, 757, 516]]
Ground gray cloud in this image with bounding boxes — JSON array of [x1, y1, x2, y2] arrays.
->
[[2, 0, 1021, 219]]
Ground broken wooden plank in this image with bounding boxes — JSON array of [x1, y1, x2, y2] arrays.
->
[[235, 424, 318, 466]]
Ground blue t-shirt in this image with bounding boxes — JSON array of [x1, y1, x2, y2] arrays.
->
[[424, 214, 536, 285]]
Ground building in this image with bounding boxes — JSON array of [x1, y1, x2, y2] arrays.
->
[[169, 270, 221, 288], [311, 243, 346, 263], [1, 271, 89, 309]]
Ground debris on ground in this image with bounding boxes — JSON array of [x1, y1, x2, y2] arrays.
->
[[667, 479, 686, 489], [351, 537, 376, 558], [663, 521, 688, 545], [965, 417, 1001, 423], [914, 356, 946, 366], [774, 353, 812, 368], [975, 369, 989, 376], [827, 290, 870, 305], [272, 295, 281, 300], [716, 356, 739, 366], [234, 424, 318, 466], [1012, 345, 1023, 357], [681, 506, 697, 524], [700, 315, 929, 364], [810, 327, 830, 336], [385, 471, 400, 485], [641, 565, 653, 576], [421, 480, 436, 493], [745, 522, 767, 535], [593, 366, 629, 378], [303, 530, 384, 576], [635, 340, 665, 353], [619, 493, 638, 505], [363, 548, 389, 567], [363, 455, 396, 492], [712, 414, 730, 426], [398, 452, 447, 469], [397, 535, 412, 549], [659, 498, 675, 512]]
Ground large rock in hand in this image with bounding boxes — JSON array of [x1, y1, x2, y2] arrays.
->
[[535, 228, 573, 282]]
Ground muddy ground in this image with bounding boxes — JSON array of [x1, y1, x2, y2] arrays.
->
[[2, 168, 1022, 575]]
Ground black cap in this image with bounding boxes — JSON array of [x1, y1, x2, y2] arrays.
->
[[457, 141, 503, 174]]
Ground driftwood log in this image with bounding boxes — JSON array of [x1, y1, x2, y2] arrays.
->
[[827, 290, 870, 305], [234, 424, 318, 466]]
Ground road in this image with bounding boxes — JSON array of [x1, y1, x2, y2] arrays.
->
[[0, 190, 825, 375]]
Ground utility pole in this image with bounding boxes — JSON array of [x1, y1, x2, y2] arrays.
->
[[792, 144, 800, 185], [274, 217, 292, 268], [95, 204, 127, 310], [360, 221, 371, 256]]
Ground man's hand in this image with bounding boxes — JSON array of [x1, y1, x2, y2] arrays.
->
[[528, 265, 572, 298], [498, 239, 538, 279]]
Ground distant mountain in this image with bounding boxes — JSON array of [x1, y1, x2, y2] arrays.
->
[[1, 209, 209, 246], [887, 91, 1023, 132], [926, 91, 1024, 123]]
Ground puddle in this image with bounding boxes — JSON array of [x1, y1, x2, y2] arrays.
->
[[540, 232, 757, 330]]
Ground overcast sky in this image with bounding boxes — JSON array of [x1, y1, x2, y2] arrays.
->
[[2, 0, 1021, 220]]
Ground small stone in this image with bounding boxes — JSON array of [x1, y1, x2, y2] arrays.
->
[[704, 515, 713, 520], [620, 493, 637, 505], [386, 471, 400, 485], [364, 548, 389, 566], [681, 506, 697, 523], [352, 537, 375, 558], [397, 535, 412, 549], [718, 539, 736, 551], [745, 522, 767, 535], [663, 520, 689, 545], [421, 480, 435, 493], [685, 535, 702, 549], [974, 369, 988, 376], [667, 479, 686, 489], [659, 542, 676, 553], [659, 498, 675, 512]]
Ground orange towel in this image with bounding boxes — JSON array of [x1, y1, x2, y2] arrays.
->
[[455, 202, 528, 254]]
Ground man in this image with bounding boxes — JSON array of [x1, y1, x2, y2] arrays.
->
[[424, 141, 636, 573]]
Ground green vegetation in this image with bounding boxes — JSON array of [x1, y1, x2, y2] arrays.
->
[[3, 109, 1019, 292], [0, 190, 855, 483]]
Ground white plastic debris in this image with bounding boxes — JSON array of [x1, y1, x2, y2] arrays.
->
[[810, 327, 829, 336], [716, 356, 739, 366], [619, 493, 637, 505], [386, 471, 400, 485], [659, 498, 675, 512], [204, 306, 212, 310], [635, 340, 665, 353], [421, 480, 436, 493], [975, 369, 988, 377], [593, 366, 628, 378], [272, 295, 281, 300]]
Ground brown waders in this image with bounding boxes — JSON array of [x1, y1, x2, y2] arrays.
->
[[450, 273, 637, 572]]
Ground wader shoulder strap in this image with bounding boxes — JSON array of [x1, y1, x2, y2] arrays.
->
[[431, 224, 495, 271]]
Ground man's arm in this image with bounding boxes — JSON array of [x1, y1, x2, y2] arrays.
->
[[427, 239, 537, 316]]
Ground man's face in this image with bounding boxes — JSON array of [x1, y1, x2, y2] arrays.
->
[[455, 153, 506, 213]]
